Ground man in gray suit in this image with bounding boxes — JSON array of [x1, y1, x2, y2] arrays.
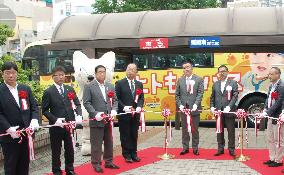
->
[[176, 61, 204, 155], [210, 65, 238, 156], [83, 65, 119, 173]]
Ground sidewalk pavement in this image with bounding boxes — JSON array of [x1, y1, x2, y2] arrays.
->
[[0, 126, 267, 175]]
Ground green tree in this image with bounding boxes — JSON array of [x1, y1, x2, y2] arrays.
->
[[92, 0, 220, 14], [0, 24, 14, 46]]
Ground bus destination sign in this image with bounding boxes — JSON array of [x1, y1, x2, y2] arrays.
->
[[140, 38, 168, 49], [189, 37, 220, 48]]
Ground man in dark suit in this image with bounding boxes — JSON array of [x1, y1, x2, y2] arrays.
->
[[261, 67, 284, 168], [0, 61, 39, 175], [210, 65, 239, 156], [83, 65, 119, 173], [176, 61, 204, 156], [115, 63, 144, 163], [42, 66, 82, 175]]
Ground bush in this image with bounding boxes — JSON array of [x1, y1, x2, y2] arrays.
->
[[0, 55, 46, 104]]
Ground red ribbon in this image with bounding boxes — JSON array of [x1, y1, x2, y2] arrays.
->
[[183, 108, 194, 133], [64, 121, 76, 150], [214, 110, 223, 133], [25, 127, 35, 160], [277, 117, 284, 148], [140, 109, 146, 133]]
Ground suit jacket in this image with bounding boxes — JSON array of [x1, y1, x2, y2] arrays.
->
[[0, 83, 39, 143], [264, 80, 284, 120], [210, 79, 239, 111], [115, 78, 144, 120], [83, 81, 118, 127], [175, 74, 204, 115], [42, 84, 82, 125]]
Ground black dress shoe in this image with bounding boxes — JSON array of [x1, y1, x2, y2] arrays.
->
[[263, 160, 275, 165], [105, 163, 120, 169], [180, 149, 189, 155], [66, 171, 77, 175], [268, 162, 283, 167], [132, 156, 141, 162], [214, 150, 224, 156], [193, 150, 199, 155], [229, 150, 236, 156], [94, 166, 104, 173], [125, 157, 133, 163]]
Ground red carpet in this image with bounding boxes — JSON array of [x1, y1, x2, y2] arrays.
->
[[47, 148, 283, 175]]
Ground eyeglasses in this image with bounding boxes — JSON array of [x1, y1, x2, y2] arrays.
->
[[96, 71, 106, 74], [53, 74, 65, 77], [3, 71, 17, 75]]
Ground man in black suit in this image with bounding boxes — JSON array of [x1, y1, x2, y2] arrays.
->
[[42, 66, 82, 175], [210, 65, 239, 157], [0, 61, 39, 175], [115, 63, 144, 163]]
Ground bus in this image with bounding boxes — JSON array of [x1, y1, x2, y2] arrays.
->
[[22, 7, 284, 125]]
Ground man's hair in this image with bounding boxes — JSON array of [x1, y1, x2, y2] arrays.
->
[[1, 61, 18, 72], [218, 65, 229, 72], [52, 66, 66, 75], [182, 60, 193, 67], [271, 67, 281, 75], [95, 65, 106, 73]]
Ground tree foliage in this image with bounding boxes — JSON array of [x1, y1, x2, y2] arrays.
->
[[92, 0, 220, 14], [0, 24, 14, 46]]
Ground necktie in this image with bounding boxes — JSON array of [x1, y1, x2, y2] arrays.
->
[[59, 86, 64, 97], [130, 80, 135, 96]]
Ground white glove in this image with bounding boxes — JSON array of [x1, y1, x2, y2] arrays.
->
[[29, 119, 40, 131], [110, 110, 117, 117], [75, 115, 83, 124], [210, 107, 216, 113], [6, 126, 20, 139], [261, 111, 268, 118], [123, 106, 132, 112], [95, 112, 105, 121], [136, 107, 142, 113], [224, 106, 231, 113], [179, 105, 184, 111], [192, 104, 198, 111], [55, 118, 65, 128]]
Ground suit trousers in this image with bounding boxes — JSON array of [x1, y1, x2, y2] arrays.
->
[[267, 119, 284, 163], [49, 127, 74, 173], [181, 113, 200, 150], [90, 123, 113, 168], [217, 113, 235, 151], [118, 115, 139, 158], [1, 137, 29, 175]]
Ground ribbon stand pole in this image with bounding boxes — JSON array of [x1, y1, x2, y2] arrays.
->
[[235, 113, 250, 161], [158, 108, 175, 160]]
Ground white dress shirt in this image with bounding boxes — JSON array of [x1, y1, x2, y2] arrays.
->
[[54, 83, 64, 95], [96, 80, 106, 101], [127, 77, 135, 92], [5, 82, 19, 107], [185, 75, 192, 92], [221, 78, 228, 93]]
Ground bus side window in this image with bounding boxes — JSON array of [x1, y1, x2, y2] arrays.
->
[[133, 55, 148, 70], [152, 55, 168, 69]]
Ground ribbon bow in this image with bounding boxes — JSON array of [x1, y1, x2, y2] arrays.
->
[[214, 110, 223, 133], [162, 108, 171, 118]]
